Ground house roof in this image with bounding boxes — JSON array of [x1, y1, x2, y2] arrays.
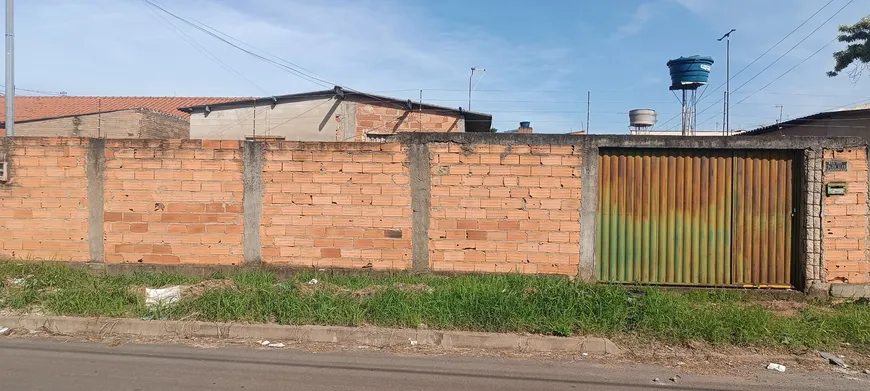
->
[[178, 86, 494, 133], [0, 96, 249, 125], [740, 106, 870, 135]]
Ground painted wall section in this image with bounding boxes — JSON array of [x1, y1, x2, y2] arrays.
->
[[259, 142, 412, 270], [103, 140, 245, 265], [0, 138, 90, 261], [189, 98, 342, 142], [428, 143, 582, 275], [823, 147, 870, 284]]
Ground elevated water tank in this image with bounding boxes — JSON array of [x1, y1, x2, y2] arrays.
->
[[667, 56, 714, 89], [629, 109, 657, 128]]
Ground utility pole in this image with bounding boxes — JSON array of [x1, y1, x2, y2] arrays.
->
[[718, 29, 735, 135], [5, 0, 14, 136], [776, 105, 784, 124], [586, 90, 591, 134]]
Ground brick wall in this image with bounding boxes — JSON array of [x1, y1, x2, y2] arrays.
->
[[823, 147, 870, 284], [0, 138, 90, 261], [14, 109, 188, 139], [103, 139, 244, 265], [428, 143, 582, 274], [356, 103, 463, 140], [1, 135, 868, 288], [260, 142, 412, 270], [138, 110, 190, 139]]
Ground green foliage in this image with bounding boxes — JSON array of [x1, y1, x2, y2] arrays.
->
[[828, 16, 870, 78], [1, 261, 869, 351]]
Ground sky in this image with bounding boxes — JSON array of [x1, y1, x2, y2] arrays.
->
[[6, 0, 870, 134]]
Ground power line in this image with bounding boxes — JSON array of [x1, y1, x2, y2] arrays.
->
[[698, 37, 842, 127], [660, 0, 845, 130], [140, 0, 333, 89], [140, 0, 414, 114], [695, 0, 837, 106], [693, 0, 854, 122], [0, 85, 67, 95], [138, 0, 269, 95]]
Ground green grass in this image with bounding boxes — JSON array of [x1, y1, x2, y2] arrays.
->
[[1, 261, 868, 351]]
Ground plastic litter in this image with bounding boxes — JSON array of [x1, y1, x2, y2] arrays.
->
[[145, 286, 182, 307], [267, 343, 285, 348], [409, 338, 418, 346], [669, 375, 681, 383], [308, 279, 318, 285], [766, 363, 786, 373], [259, 340, 270, 346], [0, 327, 10, 336], [820, 352, 848, 368]]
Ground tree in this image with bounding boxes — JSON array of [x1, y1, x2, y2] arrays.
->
[[828, 16, 870, 80], [490, 127, 498, 133]]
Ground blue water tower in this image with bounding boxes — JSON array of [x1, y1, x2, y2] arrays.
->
[[666, 55, 714, 136], [667, 56, 714, 90]]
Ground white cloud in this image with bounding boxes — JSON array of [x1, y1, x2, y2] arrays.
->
[[611, 3, 658, 41]]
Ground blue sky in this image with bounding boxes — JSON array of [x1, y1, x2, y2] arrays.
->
[[7, 0, 870, 133]]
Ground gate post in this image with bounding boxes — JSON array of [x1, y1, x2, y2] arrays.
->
[[578, 144, 599, 281]]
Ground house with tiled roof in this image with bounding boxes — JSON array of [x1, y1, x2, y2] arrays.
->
[[0, 96, 248, 139]]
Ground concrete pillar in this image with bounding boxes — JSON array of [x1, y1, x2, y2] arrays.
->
[[578, 145, 598, 281], [408, 142, 431, 273], [242, 141, 263, 266], [86, 138, 106, 263]]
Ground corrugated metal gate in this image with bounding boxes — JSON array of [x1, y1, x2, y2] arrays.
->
[[597, 149, 797, 288]]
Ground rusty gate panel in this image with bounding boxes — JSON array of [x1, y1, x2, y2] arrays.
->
[[597, 149, 795, 287], [597, 149, 733, 285], [732, 150, 795, 287]]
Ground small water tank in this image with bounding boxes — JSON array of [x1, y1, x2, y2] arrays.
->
[[667, 56, 714, 88], [629, 109, 657, 128]]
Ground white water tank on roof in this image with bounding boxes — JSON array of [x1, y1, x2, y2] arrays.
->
[[629, 109, 657, 128]]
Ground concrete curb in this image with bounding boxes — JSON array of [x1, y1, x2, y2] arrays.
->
[[830, 283, 870, 299], [0, 315, 621, 355]]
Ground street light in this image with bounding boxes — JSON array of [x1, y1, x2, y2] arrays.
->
[[718, 29, 735, 135], [468, 67, 485, 111]]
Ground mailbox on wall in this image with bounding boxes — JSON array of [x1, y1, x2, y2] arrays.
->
[[826, 182, 847, 196]]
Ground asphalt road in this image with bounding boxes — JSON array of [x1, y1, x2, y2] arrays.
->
[[0, 339, 865, 390]]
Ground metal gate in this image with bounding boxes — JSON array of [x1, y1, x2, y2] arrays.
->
[[596, 149, 797, 287]]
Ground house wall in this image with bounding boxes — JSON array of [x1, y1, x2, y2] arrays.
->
[[189, 98, 465, 142], [188, 97, 343, 142], [744, 110, 870, 140], [12, 109, 188, 139], [355, 103, 464, 140], [0, 134, 867, 294]]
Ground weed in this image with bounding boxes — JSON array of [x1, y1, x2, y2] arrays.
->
[[1, 261, 868, 351]]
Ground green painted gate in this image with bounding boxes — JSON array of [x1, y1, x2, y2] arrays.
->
[[596, 149, 797, 288]]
